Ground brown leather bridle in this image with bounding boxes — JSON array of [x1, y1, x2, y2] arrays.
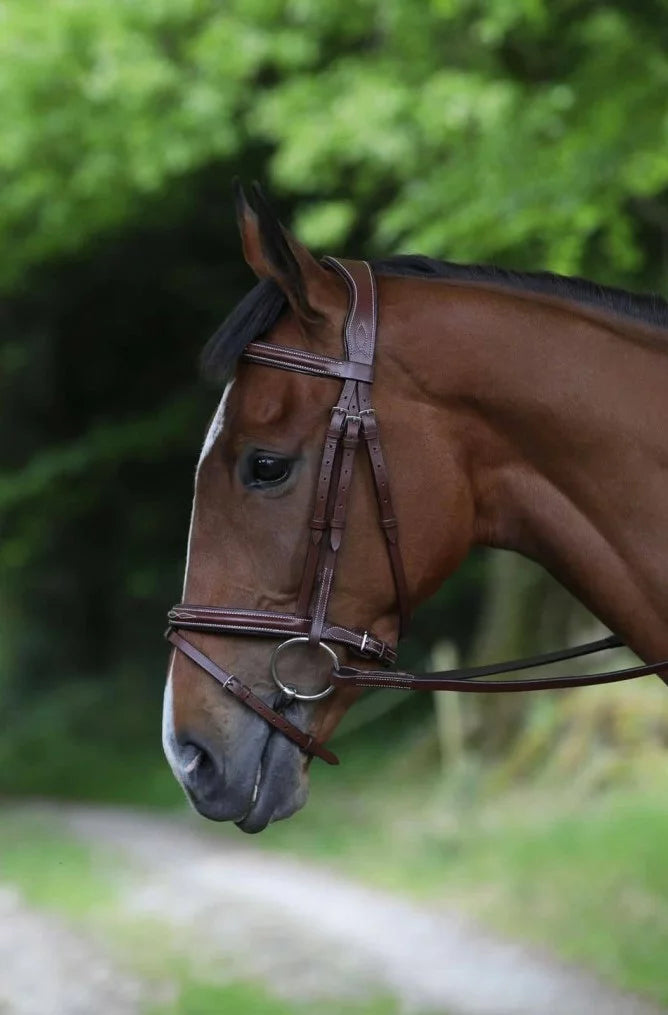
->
[[166, 258, 668, 767]]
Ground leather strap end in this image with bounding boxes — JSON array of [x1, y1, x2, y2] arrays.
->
[[308, 740, 340, 766]]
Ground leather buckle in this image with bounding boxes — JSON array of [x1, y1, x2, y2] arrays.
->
[[360, 408, 378, 438], [358, 631, 381, 659], [343, 413, 361, 448], [327, 407, 347, 437]]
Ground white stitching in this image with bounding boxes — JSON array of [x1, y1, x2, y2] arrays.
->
[[172, 606, 303, 622], [246, 344, 345, 367], [176, 623, 301, 637], [247, 343, 334, 365], [364, 260, 377, 344], [243, 353, 370, 381], [313, 566, 333, 625], [325, 257, 358, 358]]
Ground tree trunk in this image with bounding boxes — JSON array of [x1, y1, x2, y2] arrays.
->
[[464, 550, 594, 757]]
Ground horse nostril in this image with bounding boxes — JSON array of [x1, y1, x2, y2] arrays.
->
[[179, 739, 223, 795]]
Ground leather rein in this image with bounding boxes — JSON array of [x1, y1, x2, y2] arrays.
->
[[166, 257, 668, 767]]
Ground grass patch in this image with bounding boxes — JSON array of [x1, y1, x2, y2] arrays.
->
[[442, 789, 668, 1002], [148, 978, 402, 1015], [0, 811, 119, 917]]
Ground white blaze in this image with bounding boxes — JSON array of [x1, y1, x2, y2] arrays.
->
[[181, 380, 234, 596], [163, 380, 234, 763]]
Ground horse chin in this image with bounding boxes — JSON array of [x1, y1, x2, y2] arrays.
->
[[235, 729, 310, 834]]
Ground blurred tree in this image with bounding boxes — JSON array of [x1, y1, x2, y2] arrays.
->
[[2, 1, 668, 289], [463, 551, 600, 758]]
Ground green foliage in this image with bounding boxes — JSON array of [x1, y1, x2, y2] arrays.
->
[[258, 2, 668, 280], [0, 395, 197, 573], [0, 677, 182, 805], [150, 980, 402, 1015], [2, 0, 668, 289]]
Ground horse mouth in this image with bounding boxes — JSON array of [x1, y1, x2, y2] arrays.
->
[[235, 727, 307, 834], [235, 739, 276, 834], [235, 761, 263, 828]]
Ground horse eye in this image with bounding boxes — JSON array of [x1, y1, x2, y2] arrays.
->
[[245, 452, 292, 488]]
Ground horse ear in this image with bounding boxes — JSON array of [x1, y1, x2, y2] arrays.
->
[[234, 180, 338, 326]]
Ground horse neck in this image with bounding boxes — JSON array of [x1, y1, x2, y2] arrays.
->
[[381, 276, 668, 661]]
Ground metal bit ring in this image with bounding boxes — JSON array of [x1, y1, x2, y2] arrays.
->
[[270, 637, 338, 701]]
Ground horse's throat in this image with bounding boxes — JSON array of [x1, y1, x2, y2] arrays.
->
[[475, 410, 668, 663]]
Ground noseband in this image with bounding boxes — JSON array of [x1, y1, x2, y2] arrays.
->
[[167, 258, 668, 767]]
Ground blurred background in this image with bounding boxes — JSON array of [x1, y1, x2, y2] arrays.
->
[[1, 1, 668, 1012]]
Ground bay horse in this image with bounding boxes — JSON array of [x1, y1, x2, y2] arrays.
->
[[163, 183, 668, 832]]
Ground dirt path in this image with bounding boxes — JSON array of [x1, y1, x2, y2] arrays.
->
[[2, 803, 666, 1015], [47, 804, 665, 1015], [0, 884, 147, 1015]]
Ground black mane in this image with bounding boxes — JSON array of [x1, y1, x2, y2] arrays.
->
[[202, 256, 668, 381]]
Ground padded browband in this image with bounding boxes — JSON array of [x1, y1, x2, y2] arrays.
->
[[242, 341, 374, 382], [167, 605, 397, 666]]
